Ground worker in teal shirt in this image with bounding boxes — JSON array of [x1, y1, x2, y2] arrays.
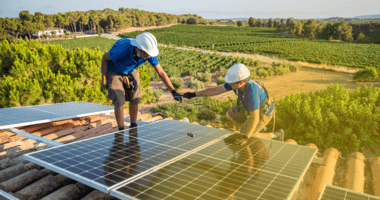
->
[[184, 63, 284, 145], [101, 32, 183, 130]]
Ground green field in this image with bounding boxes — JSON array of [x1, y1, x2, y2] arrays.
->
[[120, 24, 380, 69], [119, 24, 293, 47]]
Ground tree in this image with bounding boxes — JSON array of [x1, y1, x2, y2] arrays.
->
[[286, 18, 293, 28], [43, 15, 55, 29], [256, 18, 262, 27], [263, 20, 267, 27], [19, 10, 32, 22], [364, 27, 380, 44], [268, 18, 274, 28], [23, 21, 36, 39], [280, 18, 285, 28], [89, 14, 99, 32], [107, 15, 114, 30], [186, 18, 196, 24], [33, 12, 44, 24], [68, 14, 78, 34], [237, 21, 244, 27], [303, 19, 319, 38], [248, 17, 256, 27], [274, 19, 279, 28]]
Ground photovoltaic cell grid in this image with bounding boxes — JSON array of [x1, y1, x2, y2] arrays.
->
[[112, 133, 318, 200], [0, 101, 113, 129], [23, 120, 234, 194], [318, 184, 380, 200]]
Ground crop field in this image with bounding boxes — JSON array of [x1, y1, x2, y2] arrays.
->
[[120, 24, 380, 69], [211, 40, 380, 68], [120, 24, 294, 47]]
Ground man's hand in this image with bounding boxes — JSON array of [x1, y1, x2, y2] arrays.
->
[[183, 92, 196, 99], [171, 90, 183, 102], [233, 135, 249, 145]]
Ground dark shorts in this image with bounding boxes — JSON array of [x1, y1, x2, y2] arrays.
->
[[226, 104, 274, 134], [106, 69, 141, 107]]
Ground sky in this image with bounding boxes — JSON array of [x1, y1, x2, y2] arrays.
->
[[1, 0, 379, 19]]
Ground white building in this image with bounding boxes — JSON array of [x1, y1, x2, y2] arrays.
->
[[32, 28, 67, 37]]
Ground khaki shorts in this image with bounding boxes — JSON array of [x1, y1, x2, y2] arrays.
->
[[106, 69, 141, 107], [227, 108, 274, 134]]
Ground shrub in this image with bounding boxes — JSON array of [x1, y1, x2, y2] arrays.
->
[[195, 72, 212, 83], [249, 68, 256, 79], [289, 64, 301, 72], [263, 66, 274, 76], [143, 88, 163, 103], [217, 69, 228, 77], [257, 68, 269, 78], [353, 66, 379, 82], [216, 76, 225, 85], [187, 78, 205, 91], [254, 60, 261, 66], [170, 77, 184, 89], [197, 109, 216, 120]]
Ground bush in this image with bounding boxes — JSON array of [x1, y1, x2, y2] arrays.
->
[[257, 68, 269, 78], [197, 109, 216, 120], [195, 72, 212, 83], [274, 65, 290, 75], [249, 68, 256, 79], [187, 78, 205, 91], [216, 76, 225, 85], [289, 64, 301, 72], [143, 88, 163, 103], [170, 77, 184, 89], [254, 60, 261, 66], [217, 69, 228, 77], [353, 66, 379, 82]]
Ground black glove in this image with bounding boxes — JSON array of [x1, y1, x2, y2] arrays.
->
[[233, 135, 249, 146], [171, 90, 183, 103], [183, 92, 196, 99]]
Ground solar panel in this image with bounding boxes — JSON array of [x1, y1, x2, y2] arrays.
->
[[111, 133, 318, 200], [318, 184, 380, 200], [23, 120, 233, 193], [0, 101, 114, 129]]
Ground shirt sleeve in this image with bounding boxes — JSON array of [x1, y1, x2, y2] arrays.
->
[[224, 83, 233, 91], [245, 85, 260, 112], [147, 56, 159, 66], [108, 39, 130, 63]]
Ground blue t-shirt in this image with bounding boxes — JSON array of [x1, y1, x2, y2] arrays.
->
[[224, 79, 274, 115], [106, 38, 159, 75]]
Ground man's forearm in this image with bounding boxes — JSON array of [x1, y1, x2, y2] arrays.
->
[[244, 118, 260, 138], [158, 72, 175, 91], [196, 85, 226, 97], [101, 56, 107, 80]]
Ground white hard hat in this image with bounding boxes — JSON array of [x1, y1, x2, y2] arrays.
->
[[130, 32, 159, 57], [224, 63, 250, 83]]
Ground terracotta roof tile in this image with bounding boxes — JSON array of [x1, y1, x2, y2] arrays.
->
[[0, 112, 379, 199]]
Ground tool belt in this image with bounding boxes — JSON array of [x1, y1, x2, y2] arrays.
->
[[122, 74, 137, 101]]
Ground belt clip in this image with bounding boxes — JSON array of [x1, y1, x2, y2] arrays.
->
[[123, 76, 130, 85]]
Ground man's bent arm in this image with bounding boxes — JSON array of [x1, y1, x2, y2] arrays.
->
[[101, 52, 110, 80], [196, 85, 228, 97], [244, 109, 260, 138], [153, 64, 175, 91]]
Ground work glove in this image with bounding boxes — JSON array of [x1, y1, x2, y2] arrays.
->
[[183, 92, 196, 99], [171, 90, 183, 103], [233, 135, 249, 146]]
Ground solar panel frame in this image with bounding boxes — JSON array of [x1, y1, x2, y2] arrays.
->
[[318, 184, 380, 200], [111, 134, 318, 200], [0, 101, 114, 129], [0, 189, 19, 200]]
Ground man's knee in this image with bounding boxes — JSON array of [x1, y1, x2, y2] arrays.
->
[[226, 111, 234, 122]]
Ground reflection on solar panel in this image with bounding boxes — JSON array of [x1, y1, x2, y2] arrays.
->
[[318, 184, 380, 200], [0, 101, 113, 129], [23, 120, 233, 193], [111, 133, 317, 200]]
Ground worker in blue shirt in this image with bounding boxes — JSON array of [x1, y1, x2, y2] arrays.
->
[[101, 32, 183, 130], [184, 63, 284, 145]]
